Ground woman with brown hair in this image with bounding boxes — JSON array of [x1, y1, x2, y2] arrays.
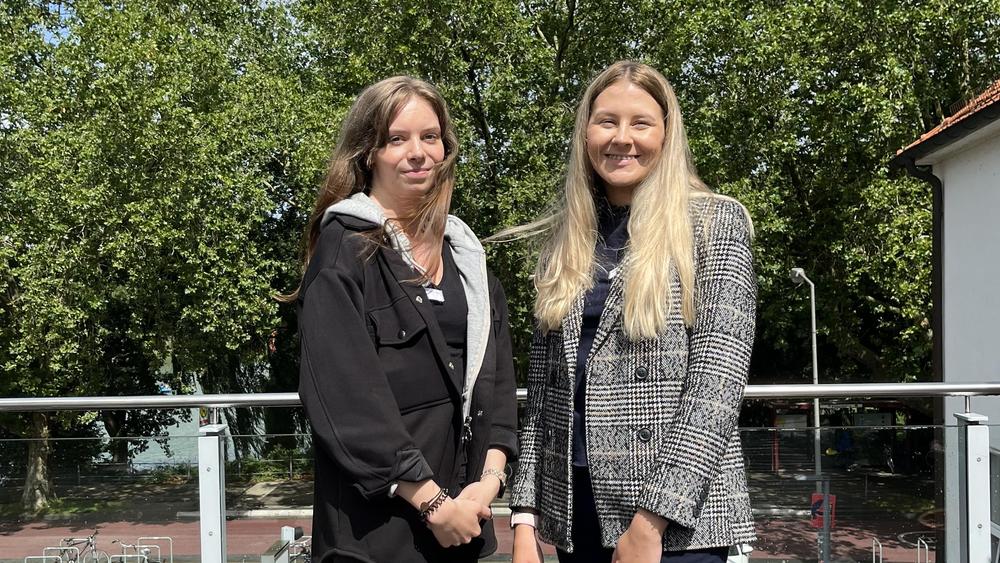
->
[[292, 76, 518, 562], [508, 61, 757, 563]]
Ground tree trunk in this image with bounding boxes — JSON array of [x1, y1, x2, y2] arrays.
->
[[22, 412, 55, 513], [102, 410, 129, 464]]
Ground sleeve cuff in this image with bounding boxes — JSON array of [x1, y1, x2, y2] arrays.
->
[[490, 427, 519, 461], [636, 466, 709, 529], [354, 447, 434, 499], [510, 511, 539, 529]]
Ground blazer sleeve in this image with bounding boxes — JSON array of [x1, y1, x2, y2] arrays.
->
[[488, 275, 519, 459], [636, 198, 757, 528], [508, 327, 548, 511], [298, 229, 434, 499]]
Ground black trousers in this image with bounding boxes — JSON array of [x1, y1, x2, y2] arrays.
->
[[557, 466, 730, 563]]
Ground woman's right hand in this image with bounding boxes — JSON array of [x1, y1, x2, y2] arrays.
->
[[512, 524, 544, 563], [425, 497, 491, 547]]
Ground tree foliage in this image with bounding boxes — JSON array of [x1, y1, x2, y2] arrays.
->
[[3, 0, 1000, 508]]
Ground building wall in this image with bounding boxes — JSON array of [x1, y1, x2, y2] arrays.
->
[[928, 129, 1000, 563], [938, 134, 1000, 435]]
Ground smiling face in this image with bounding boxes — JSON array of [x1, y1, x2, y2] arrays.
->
[[369, 96, 446, 214], [585, 80, 666, 204]]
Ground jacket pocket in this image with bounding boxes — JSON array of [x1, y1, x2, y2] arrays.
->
[[368, 300, 426, 346], [368, 301, 450, 413]]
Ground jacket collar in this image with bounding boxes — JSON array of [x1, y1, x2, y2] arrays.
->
[[323, 193, 490, 422]]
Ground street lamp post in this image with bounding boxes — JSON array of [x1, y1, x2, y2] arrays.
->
[[790, 267, 827, 562], [790, 268, 821, 479]]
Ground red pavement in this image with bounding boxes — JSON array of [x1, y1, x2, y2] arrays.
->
[[2, 516, 935, 561], [2, 516, 558, 560], [1, 518, 306, 559], [753, 517, 938, 562]]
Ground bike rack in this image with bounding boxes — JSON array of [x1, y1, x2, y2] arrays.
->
[[129, 545, 160, 563], [42, 547, 78, 562], [871, 538, 883, 563], [109, 556, 148, 563], [137, 537, 173, 563], [916, 537, 931, 563]]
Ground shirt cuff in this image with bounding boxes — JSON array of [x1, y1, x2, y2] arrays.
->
[[388, 482, 399, 498], [510, 511, 539, 529]]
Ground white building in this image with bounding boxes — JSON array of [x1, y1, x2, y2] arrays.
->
[[891, 79, 1000, 562]]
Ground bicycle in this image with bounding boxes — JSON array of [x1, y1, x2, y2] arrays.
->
[[59, 530, 110, 563]]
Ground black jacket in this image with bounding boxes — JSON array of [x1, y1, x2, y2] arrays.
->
[[298, 213, 519, 562]]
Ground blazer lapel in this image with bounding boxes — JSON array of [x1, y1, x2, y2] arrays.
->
[[589, 270, 625, 358], [561, 292, 585, 382]]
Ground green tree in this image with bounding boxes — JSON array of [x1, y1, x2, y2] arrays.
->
[[0, 0, 307, 511]]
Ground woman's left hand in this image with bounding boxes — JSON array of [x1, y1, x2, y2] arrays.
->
[[611, 509, 668, 563], [457, 480, 500, 513]]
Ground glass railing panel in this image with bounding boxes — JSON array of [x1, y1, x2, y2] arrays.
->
[[1, 433, 199, 562], [225, 433, 314, 561], [5, 415, 983, 562], [745, 425, 944, 562]]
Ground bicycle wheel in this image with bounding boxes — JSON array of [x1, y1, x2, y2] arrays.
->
[[85, 550, 111, 563]]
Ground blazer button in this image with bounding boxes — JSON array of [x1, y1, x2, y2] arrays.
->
[[637, 428, 652, 442], [635, 366, 649, 380], [398, 329, 407, 339]]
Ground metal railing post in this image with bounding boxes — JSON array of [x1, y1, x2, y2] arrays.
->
[[956, 412, 991, 563], [199, 422, 228, 563]]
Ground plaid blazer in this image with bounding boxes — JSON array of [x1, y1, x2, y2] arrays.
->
[[510, 196, 757, 552]]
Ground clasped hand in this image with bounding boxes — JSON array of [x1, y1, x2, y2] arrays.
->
[[426, 489, 492, 547]]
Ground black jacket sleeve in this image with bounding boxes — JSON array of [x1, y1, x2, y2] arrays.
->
[[298, 226, 433, 499], [487, 274, 519, 460]]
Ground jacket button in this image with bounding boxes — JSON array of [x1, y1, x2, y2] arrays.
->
[[638, 428, 652, 442], [635, 366, 649, 380], [398, 329, 407, 339], [415, 295, 423, 303]]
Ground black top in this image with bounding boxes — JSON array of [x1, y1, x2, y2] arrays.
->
[[573, 197, 630, 467], [426, 243, 468, 381], [425, 243, 471, 481]]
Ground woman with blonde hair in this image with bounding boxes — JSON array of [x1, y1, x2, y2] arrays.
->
[[509, 61, 756, 563], [293, 76, 518, 562]]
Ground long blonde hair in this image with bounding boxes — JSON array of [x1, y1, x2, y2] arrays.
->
[[282, 76, 459, 301], [532, 61, 714, 338]]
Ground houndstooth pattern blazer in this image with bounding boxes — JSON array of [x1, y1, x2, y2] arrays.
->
[[509, 196, 757, 553]]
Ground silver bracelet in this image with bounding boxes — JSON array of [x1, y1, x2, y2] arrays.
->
[[481, 467, 507, 495]]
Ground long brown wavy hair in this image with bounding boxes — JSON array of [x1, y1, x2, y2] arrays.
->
[[281, 76, 459, 301]]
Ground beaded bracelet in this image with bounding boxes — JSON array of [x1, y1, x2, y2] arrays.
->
[[419, 487, 449, 522]]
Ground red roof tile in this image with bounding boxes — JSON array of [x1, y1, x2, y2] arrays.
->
[[896, 78, 1000, 156]]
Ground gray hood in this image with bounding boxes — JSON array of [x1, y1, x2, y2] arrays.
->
[[322, 193, 490, 424]]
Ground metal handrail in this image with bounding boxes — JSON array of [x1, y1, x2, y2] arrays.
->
[[0, 382, 999, 412]]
